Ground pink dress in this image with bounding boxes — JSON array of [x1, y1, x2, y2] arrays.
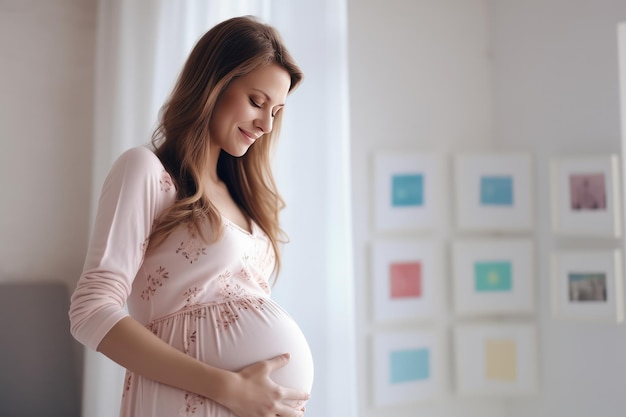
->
[[69, 147, 314, 417]]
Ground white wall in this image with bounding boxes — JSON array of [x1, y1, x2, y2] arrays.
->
[[491, 1, 626, 416], [0, 0, 96, 403], [349, 1, 626, 417], [348, 1, 507, 416], [0, 0, 96, 290]]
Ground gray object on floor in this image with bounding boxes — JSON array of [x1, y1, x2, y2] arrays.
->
[[0, 282, 81, 417]]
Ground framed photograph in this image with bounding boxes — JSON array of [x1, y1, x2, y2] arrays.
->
[[371, 240, 443, 323], [454, 153, 533, 232], [372, 329, 445, 406], [451, 239, 534, 316], [551, 250, 624, 322], [454, 323, 538, 397], [551, 155, 622, 237], [374, 152, 444, 232]]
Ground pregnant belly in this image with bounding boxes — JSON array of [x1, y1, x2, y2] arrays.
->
[[150, 297, 314, 393]]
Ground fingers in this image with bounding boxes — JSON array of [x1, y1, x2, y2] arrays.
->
[[239, 354, 310, 416], [274, 403, 306, 417], [281, 387, 310, 403], [263, 354, 310, 405]]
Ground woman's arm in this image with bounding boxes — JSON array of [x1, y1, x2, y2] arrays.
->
[[98, 316, 308, 417]]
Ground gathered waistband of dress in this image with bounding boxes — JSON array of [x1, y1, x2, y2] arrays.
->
[[147, 295, 274, 326]]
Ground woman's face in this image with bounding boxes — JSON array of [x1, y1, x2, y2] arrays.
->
[[210, 63, 291, 157]]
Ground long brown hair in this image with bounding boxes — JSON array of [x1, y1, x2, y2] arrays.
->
[[150, 16, 303, 278]]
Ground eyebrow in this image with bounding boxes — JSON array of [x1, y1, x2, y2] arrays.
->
[[252, 88, 285, 107]]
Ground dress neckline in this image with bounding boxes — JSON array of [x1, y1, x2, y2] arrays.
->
[[222, 216, 255, 237]]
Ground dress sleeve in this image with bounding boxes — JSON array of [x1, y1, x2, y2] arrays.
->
[[69, 147, 172, 350]]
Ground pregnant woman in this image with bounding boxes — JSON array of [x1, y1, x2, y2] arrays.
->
[[69, 16, 313, 417]]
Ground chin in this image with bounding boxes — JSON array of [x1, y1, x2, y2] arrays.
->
[[224, 147, 251, 158]]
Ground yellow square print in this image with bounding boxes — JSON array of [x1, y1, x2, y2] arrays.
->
[[485, 339, 517, 381]]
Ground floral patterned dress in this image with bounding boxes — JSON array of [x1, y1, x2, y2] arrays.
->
[[69, 147, 314, 416]]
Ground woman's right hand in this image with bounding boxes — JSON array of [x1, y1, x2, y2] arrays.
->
[[223, 353, 309, 417]]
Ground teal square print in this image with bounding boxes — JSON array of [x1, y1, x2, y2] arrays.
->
[[475, 261, 513, 292], [389, 348, 430, 384], [480, 176, 513, 206], [391, 174, 424, 207]]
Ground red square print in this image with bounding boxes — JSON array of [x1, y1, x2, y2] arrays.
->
[[389, 262, 422, 299]]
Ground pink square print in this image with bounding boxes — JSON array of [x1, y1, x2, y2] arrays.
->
[[389, 262, 422, 299]]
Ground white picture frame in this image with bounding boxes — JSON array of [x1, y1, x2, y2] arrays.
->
[[454, 153, 533, 232], [550, 155, 622, 238], [452, 239, 535, 316], [374, 152, 444, 232], [551, 250, 624, 322], [372, 329, 446, 407], [371, 240, 444, 323], [454, 322, 538, 397]]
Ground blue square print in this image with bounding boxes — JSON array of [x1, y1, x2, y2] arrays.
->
[[389, 348, 430, 384], [480, 176, 513, 206], [391, 174, 424, 207]]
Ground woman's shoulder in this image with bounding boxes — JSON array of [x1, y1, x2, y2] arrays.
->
[[106, 145, 173, 193], [117, 145, 164, 171], [108, 145, 167, 179]]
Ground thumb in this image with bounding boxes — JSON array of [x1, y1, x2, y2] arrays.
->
[[266, 353, 291, 372]]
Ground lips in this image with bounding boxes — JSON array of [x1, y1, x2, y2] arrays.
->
[[239, 128, 258, 144]]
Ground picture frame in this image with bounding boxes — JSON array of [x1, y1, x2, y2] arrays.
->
[[454, 153, 533, 232], [550, 155, 622, 238], [451, 239, 535, 316], [373, 152, 444, 232], [454, 322, 538, 397], [551, 250, 624, 322], [372, 329, 445, 407], [371, 240, 443, 323]]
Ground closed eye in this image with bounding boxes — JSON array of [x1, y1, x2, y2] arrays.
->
[[250, 97, 282, 118]]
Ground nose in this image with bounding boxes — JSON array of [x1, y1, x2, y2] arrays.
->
[[255, 111, 274, 134]]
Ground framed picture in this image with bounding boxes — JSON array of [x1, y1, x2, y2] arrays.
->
[[551, 250, 624, 322], [454, 153, 533, 232], [454, 322, 538, 397], [372, 329, 445, 406], [373, 152, 444, 232], [451, 239, 535, 316], [550, 155, 622, 237], [371, 240, 443, 323]]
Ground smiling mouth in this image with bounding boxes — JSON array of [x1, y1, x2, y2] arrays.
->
[[239, 128, 259, 142]]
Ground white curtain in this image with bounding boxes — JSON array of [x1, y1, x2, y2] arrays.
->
[[84, 1, 356, 417]]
